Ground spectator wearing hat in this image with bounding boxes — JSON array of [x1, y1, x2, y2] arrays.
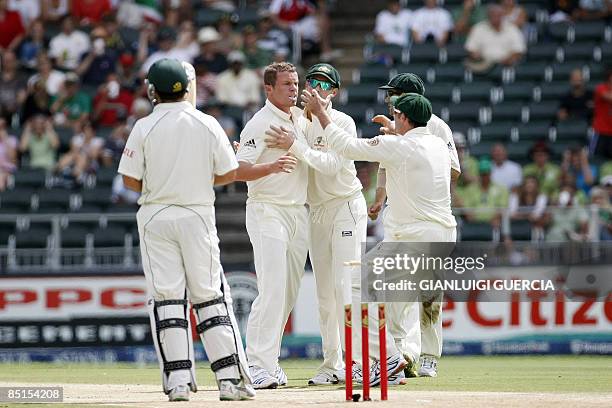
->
[[592, 67, 612, 159], [0, 50, 27, 123], [49, 72, 92, 127], [561, 145, 597, 195], [523, 141, 561, 198], [19, 114, 59, 171], [76, 26, 118, 86], [93, 73, 134, 127], [457, 158, 509, 230], [242, 25, 273, 70], [491, 143, 523, 191], [0, 0, 25, 51], [216, 50, 261, 110], [464, 4, 525, 72], [374, 0, 413, 47], [411, 0, 454, 47], [48, 15, 91, 70], [193, 26, 228, 74]]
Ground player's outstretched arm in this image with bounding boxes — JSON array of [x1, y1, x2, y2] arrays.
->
[[214, 169, 237, 186], [234, 156, 297, 181]]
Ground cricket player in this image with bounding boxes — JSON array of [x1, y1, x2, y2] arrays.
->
[[234, 62, 308, 389], [302, 89, 456, 385], [370, 73, 461, 377], [264, 63, 368, 385], [118, 58, 254, 401]]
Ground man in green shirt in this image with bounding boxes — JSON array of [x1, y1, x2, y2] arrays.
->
[[457, 158, 509, 228], [50, 72, 92, 127], [523, 141, 561, 198], [600, 161, 612, 178], [452, 0, 486, 41]]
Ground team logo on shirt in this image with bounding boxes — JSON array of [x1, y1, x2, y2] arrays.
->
[[447, 141, 454, 151], [244, 139, 257, 149], [368, 137, 379, 146], [314, 136, 325, 149], [342, 231, 353, 237]]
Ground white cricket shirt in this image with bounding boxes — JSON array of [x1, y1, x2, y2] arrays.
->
[[325, 124, 457, 232], [118, 101, 238, 206], [236, 99, 308, 206], [288, 104, 363, 207]]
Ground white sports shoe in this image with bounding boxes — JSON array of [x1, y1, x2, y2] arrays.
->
[[369, 353, 408, 386], [308, 371, 340, 386], [168, 384, 190, 402], [249, 366, 279, 389], [388, 369, 406, 385], [273, 365, 288, 386], [219, 379, 256, 401], [352, 362, 363, 384], [418, 355, 438, 377]]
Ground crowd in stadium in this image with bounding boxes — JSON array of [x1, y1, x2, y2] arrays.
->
[[0, 0, 611, 244]]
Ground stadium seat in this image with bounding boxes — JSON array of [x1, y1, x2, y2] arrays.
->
[[526, 43, 559, 62], [393, 63, 431, 81], [358, 64, 391, 84], [13, 168, 47, 189], [501, 82, 535, 102], [95, 167, 117, 187], [442, 43, 467, 63], [93, 226, 128, 247], [601, 43, 612, 64], [548, 22, 571, 42], [562, 43, 596, 62], [510, 220, 532, 241], [346, 84, 379, 104], [81, 188, 113, 209], [538, 82, 570, 101], [555, 120, 590, 142], [0, 221, 16, 246], [369, 43, 404, 63], [588, 63, 605, 81], [512, 63, 548, 82], [56, 127, 73, 153], [425, 83, 456, 103], [35, 189, 74, 212], [528, 101, 560, 121], [490, 102, 525, 122], [446, 102, 482, 122], [468, 141, 495, 157], [573, 21, 607, 42], [340, 103, 372, 124], [0, 188, 33, 212], [431, 64, 465, 83], [446, 121, 474, 134], [458, 82, 494, 103], [505, 142, 531, 161], [408, 43, 440, 64], [61, 224, 93, 248], [105, 203, 138, 213], [551, 142, 574, 159], [14, 226, 51, 248], [479, 122, 516, 141], [550, 63, 586, 82], [195, 8, 224, 26], [460, 222, 493, 241], [518, 122, 552, 141]]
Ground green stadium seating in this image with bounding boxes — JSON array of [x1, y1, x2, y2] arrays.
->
[[548, 22, 571, 42], [460, 222, 493, 241], [502, 83, 535, 102], [556, 120, 590, 142], [527, 43, 559, 62], [346, 84, 379, 103], [490, 102, 525, 122], [408, 43, 440, 64], [458, 82, 494, 103], [479, 122, 516, 141], [510, 220, 532, 241], [518, 122, 551, 141], [432, 64, 465, 83], [562, 43, 597, 62], [447, 102, 482, 122], [358, 64, 391, 84], [13, 168, 47, 189], [573, 21, 607, 42], [528, 101, 560, 121]]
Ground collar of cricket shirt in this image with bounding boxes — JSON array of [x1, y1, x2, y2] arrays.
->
[[153, 101, 192, 111], [403, 126, 430, 138], [265, 99, 293, 122]]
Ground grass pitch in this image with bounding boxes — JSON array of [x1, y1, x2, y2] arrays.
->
[[0, 356, 610, 407]]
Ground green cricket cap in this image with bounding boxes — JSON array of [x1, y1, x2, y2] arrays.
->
[[393, 93, 432, 124], [379, 73, 425, 95], [147, 58, 188, 94], [306, 63, 341, 88]]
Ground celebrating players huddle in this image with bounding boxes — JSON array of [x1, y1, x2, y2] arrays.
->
[[118, 58, 459, 401]]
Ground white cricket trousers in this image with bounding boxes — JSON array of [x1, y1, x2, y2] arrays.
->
[[310, 195, 367, 374], [384, 221, 457, 364], [245, 202, 309, 373]]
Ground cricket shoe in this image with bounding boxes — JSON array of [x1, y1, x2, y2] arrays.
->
[[308, 371, 340, 386], [249, 366, 279, 389], [352, 362, 363, 384], [219, 379, 256, 401], [369, 353, 408, 387], [388, 370, 407, 385], [168, 384, 190, 402], [273, 365, 288, 386], [418, 355, 438, 377]]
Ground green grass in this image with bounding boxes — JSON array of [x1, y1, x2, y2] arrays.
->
[[0, 356, 610, 394]]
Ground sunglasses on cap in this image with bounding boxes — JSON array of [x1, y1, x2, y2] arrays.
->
[[386, 89, 403, 97], [307, 78, 334, 91]]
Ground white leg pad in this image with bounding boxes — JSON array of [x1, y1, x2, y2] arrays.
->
[[148, 298, 197, 394]]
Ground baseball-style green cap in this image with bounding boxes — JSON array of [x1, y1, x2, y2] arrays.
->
[[147, 58, 188, 94], [379, 73, 425, 95], [393, 93, 432, 123], [306, 63, 341, 87], [479, 158, 492, 174]]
